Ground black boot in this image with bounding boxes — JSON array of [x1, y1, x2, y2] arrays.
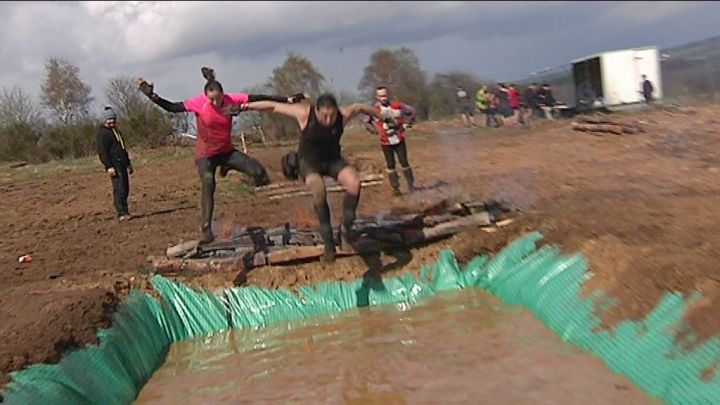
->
[[388, 170, 401, 196], [200, 223, 215, 244], [402, 167, 416, 192], [321, 243, 336, 264]]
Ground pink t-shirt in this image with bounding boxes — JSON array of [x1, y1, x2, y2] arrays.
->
[[184, 93, 249, 159]]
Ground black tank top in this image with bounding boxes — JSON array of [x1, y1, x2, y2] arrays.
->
[[298, 106, 344, 163]]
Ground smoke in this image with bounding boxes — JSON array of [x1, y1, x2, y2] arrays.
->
[[486, 167, 539, 211]]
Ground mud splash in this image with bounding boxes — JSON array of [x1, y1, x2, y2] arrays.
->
[[136, 290, 653, 404]]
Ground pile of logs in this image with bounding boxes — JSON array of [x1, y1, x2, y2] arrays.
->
[[255, 174, 385, 200], [146, 199, 514, 277], [659, 105, 696, 117], [572, 115, 645, 136]]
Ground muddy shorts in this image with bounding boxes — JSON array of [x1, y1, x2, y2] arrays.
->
[[298, 156, 351, 181]]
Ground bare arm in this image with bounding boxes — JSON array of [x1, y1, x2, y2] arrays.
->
[[341, 103, 382, 123], [241, 101, 309, 129]]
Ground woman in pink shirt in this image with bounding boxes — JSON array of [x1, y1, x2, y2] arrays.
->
[[138, 68, 303, 243]]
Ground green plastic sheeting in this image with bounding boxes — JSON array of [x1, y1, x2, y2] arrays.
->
[[2, 232, 719, 404]]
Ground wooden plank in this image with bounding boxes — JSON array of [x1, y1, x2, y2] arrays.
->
[[255, 174, 384, 194], [262, 179, 382, 196], [267, 181, 383, 200], [266, 245, 357, 264]]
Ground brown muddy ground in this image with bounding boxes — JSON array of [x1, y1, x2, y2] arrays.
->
[[1, 103, 720, 390]]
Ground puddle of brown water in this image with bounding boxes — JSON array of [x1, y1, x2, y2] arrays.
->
[[136, 290, 655, 405]]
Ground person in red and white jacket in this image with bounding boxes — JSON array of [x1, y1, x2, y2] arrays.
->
[[364, 86, 417, 196]]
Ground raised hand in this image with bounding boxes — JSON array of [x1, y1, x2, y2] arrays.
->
[[137, 78, 155, 97]]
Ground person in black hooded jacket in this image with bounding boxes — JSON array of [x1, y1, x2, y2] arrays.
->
[[96, 107, 133, 221]]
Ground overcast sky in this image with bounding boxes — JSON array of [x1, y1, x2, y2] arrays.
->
[[1, 1, 719, 109]]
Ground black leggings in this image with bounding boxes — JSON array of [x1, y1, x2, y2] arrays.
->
[[381, 142, 410, 170], [196, 149, 269, 230]]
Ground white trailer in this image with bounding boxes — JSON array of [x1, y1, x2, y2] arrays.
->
[[572, 46, 662, 108]]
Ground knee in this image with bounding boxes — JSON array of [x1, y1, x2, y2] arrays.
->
[[201, 171, 216, 190], [249, 163, 270, 186], [311, 191, 327, 209], [346, 176, 361, 196], [307, 179, 327, 207]]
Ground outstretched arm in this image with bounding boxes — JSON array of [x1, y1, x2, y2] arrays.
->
[[137, 78, 187, 113], [248, 93, 306, 104], [236, 101, 309, 128], [364, 114, 379, 135], [341, 103, 382, 122]]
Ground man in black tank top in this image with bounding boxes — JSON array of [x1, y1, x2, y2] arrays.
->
[[231, 94, 383, 264], [297, 102, 348, 180]]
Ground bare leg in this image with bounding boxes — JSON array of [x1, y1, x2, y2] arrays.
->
[[337, 165, 361, 250], [305, 173, 335, 263]]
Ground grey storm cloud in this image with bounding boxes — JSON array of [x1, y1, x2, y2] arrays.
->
[[0, 1, 718, 109]]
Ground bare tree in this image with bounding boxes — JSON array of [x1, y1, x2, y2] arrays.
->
[[262, 52, 326, 140], [104, 76, 151, 117], [358, 47, 430, 118], [428, 71, 492, 119], [0, 86, 42, 127], [103, 75, 174, 146], [270, 52, 325, 96], [40, 57, 93, 123]]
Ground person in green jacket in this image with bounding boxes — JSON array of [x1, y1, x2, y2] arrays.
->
[[476, 85, 499, 128]]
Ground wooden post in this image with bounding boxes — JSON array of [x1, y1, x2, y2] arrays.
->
[[256, 125, 267, 145], [240, 131, 248, 154]]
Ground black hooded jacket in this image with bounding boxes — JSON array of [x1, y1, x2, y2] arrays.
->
[[96, 125, 131, 170]]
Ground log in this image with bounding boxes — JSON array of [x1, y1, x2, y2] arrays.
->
[[572, 122, 624, 135], [573, 122, 644, 135], [420, 212, 492, 241], [578, 116, 627, 125], [166, 240, 200, 258]]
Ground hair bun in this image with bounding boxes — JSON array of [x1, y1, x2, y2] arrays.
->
[[201, 67, 216, 81]]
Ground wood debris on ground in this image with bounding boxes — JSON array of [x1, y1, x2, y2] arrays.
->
[[146, 198, 515, 277], [572, 115, 645, 136]]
